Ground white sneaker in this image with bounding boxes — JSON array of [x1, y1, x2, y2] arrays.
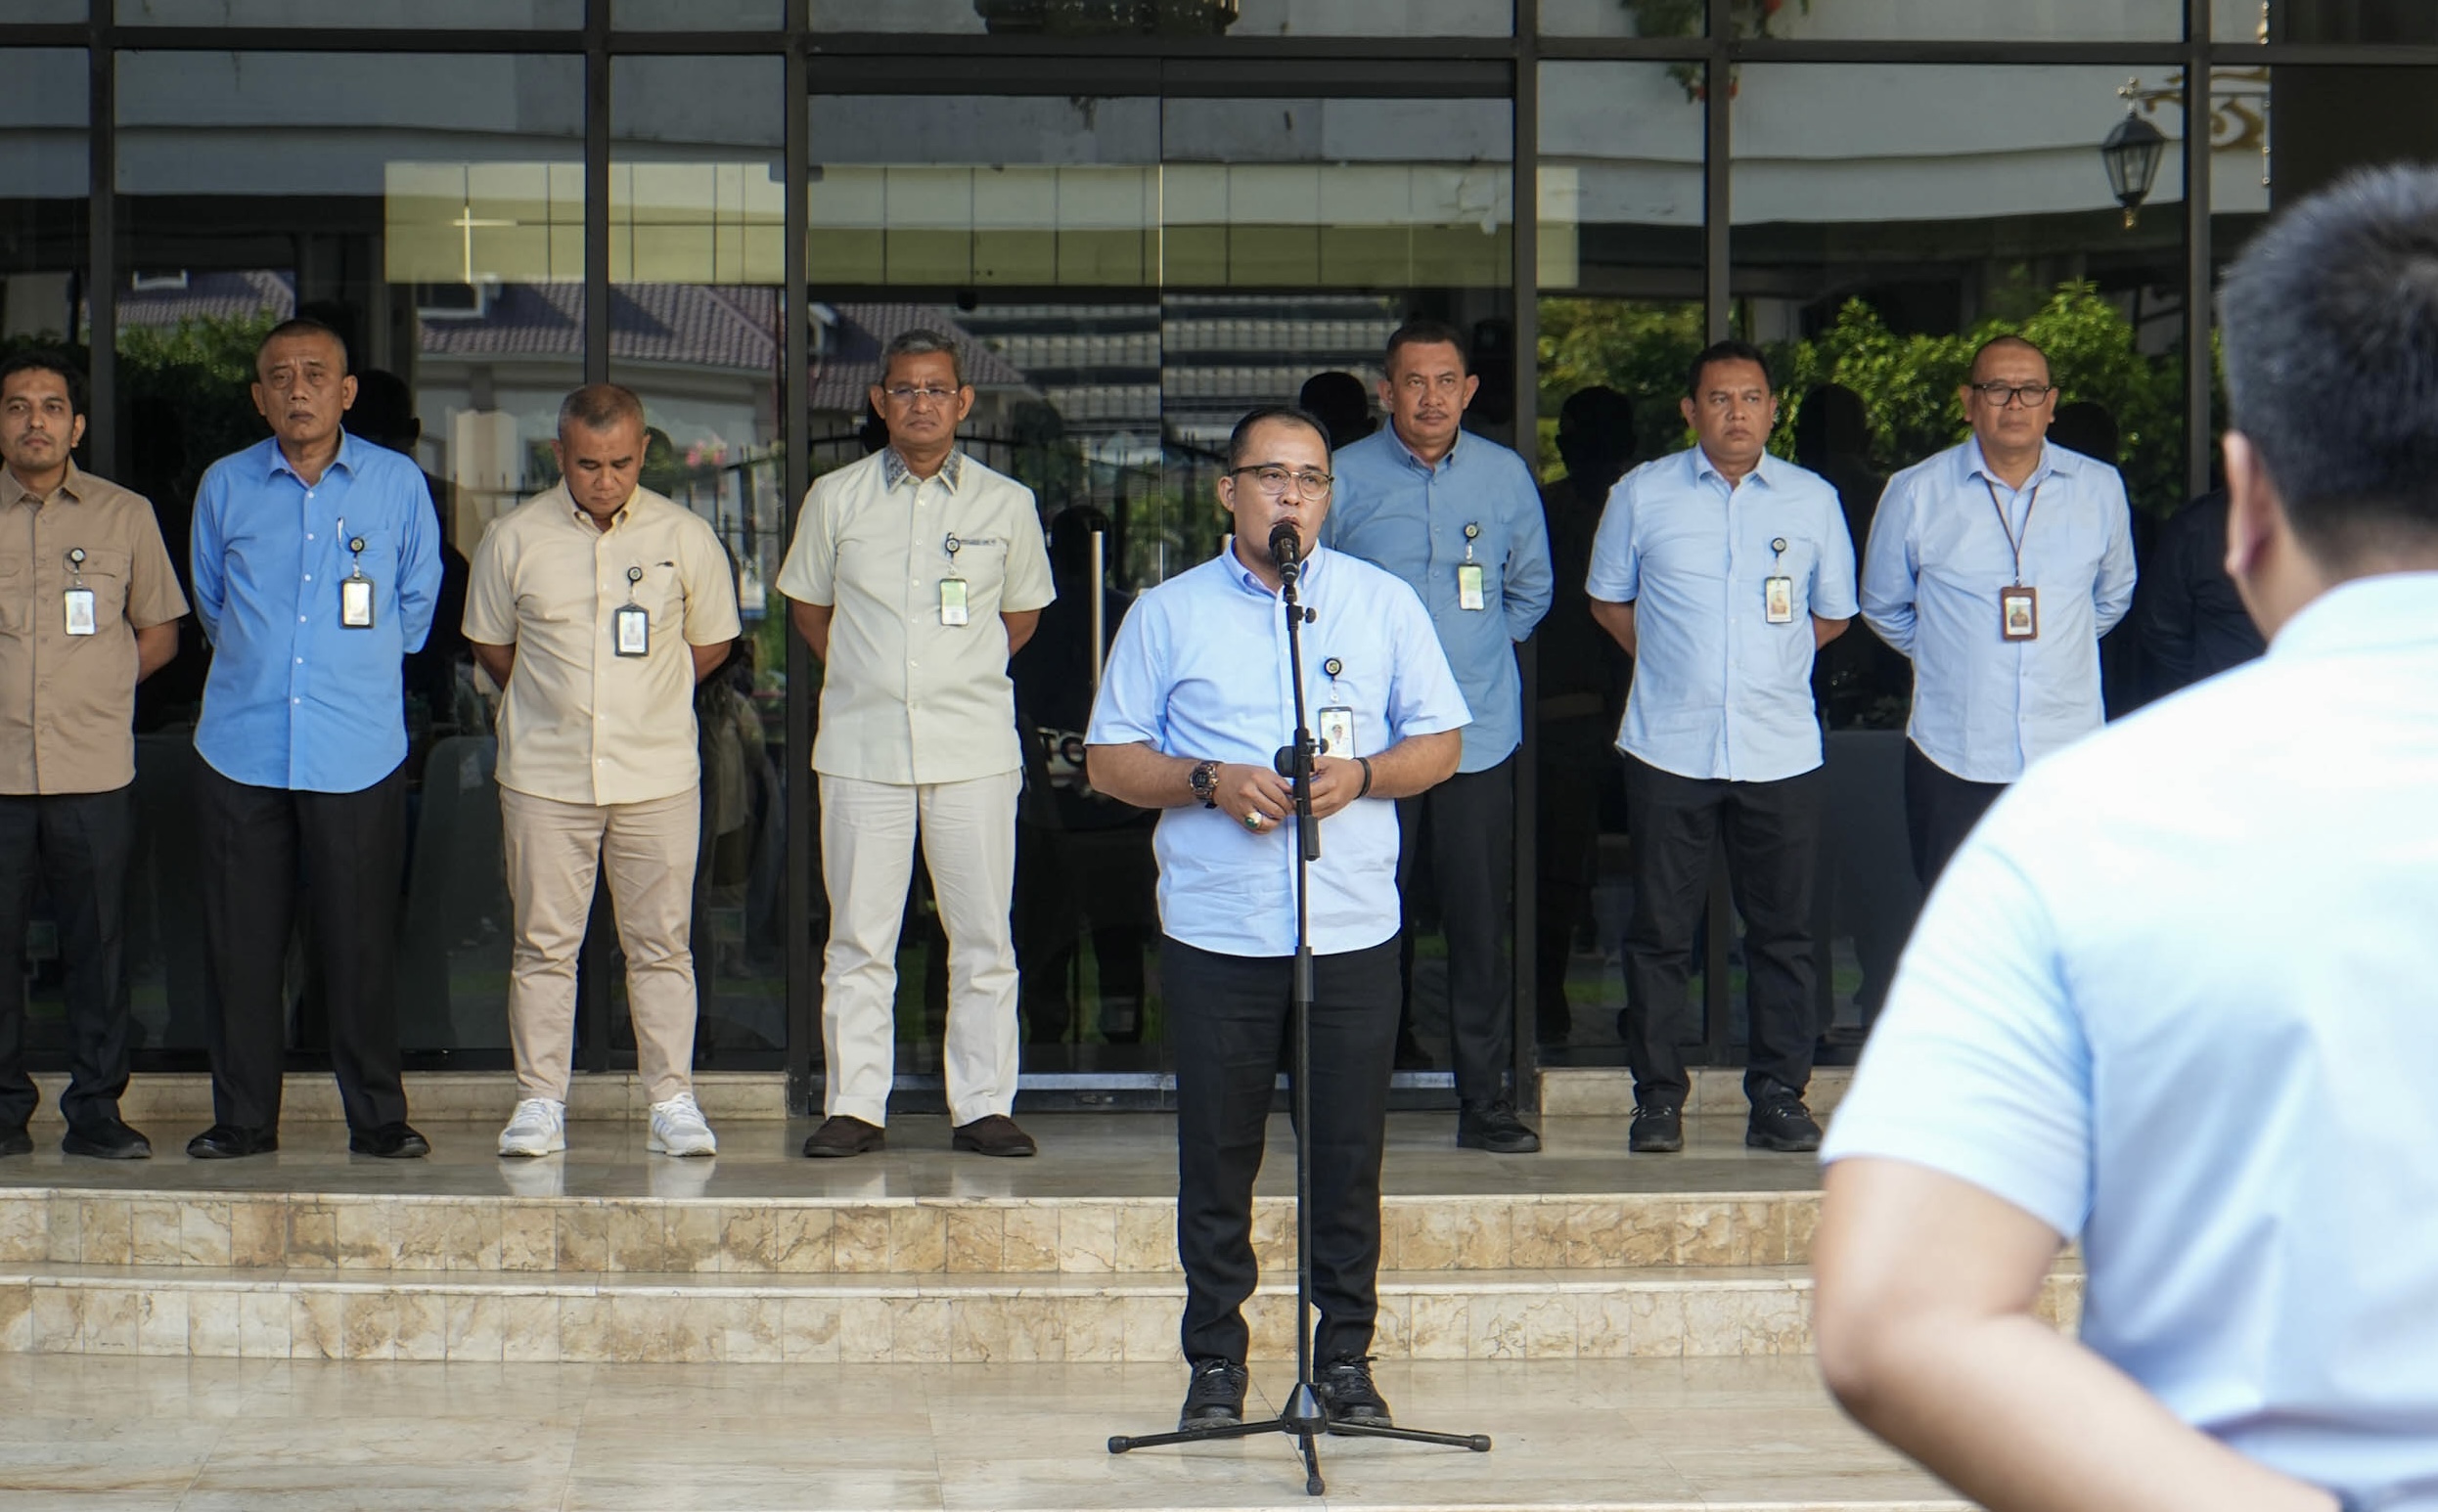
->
[[648, 1090, 717, 1157], [497, 1097, 566, 1158]]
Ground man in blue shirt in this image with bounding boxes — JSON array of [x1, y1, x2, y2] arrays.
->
[[187, 318, 440, 1159], [1859, 334, 2137, 888], [1588, 340, 1857, 1156], [1815, 165, 2438, 1512], [1087, 405, 1467, 1436], [1326, 320, 1553, 1155]]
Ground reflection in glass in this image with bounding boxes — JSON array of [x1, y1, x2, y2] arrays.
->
[[119, 0, 582, 23], [1730, 62, 2186, 1054], [1533, 61, 1703, 1063], [813, 0, 1510, 35], [114, 51, 588, 1053], [2222, 0, 2438, 41], [610, 55, 790, 1062], [617, 0, 784, 26], [1544, 0, 2178, 38]]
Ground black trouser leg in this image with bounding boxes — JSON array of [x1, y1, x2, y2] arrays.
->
[[1620, 756, 1723, 1108], [1169, 936, 1397, 1365], [1171, 937, 1289, 1365], [0, 797, 44, 1130], [1902, 741, 2009, 892], [1721, 771, 1824, 1107], [1422, 760, 1512, 1106], [43, 788, 137, 1131], [298, 765, 410, 1133], [197, 766, 300, 1132]]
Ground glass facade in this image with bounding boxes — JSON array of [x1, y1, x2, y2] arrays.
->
[[0, 1, 2413, 1107]]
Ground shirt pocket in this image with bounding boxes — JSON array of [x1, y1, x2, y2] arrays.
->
[[1644, 521, 1726, 584], [0, 558, 28, 636], [76, 548, 133, 633]]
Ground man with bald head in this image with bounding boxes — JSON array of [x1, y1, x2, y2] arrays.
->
[[188, 317, 441, 1159], [1859, 334, 2137, 889], [466, 384, 740, 1159]]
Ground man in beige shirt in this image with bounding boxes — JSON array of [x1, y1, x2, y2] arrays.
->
[[0, 352, 186, 1160], [465, 384, 741, 1159], [780, 330, 1056, 1158]]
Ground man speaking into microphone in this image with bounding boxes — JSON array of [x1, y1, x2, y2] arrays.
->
[[1087, 405, 1468, 1436]]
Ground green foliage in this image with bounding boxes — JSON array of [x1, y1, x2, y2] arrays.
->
[[115, 311, 283, 479], [1539, 283, 2188, 518]]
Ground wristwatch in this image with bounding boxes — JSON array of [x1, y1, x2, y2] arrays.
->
[[1189, 759, 1221, 809]]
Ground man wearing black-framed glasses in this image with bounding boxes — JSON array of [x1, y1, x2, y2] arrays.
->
[[1859, 334, 2138, 890]]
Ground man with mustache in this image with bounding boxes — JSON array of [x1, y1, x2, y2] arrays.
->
[[1325, 320, 1553, 1155], [0, 352, 186, 1160], [1588, 339, 1857, 1158], [1087, 405, 1467, 1435]]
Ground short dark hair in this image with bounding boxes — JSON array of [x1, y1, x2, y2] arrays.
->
[[558, 382, 647, 438], [1686, 339, 1771, 399], [2221, 163, 2438, 561], [878, 328, 967, 389], [1383, 319, 1470, 377], [255, 317, 349, 373], [1226, 405, 1332, 471], [0, 349, 87, 419], [1966, 333, 2048, 383]]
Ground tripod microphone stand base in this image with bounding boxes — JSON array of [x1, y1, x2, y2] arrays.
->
[[1107, 1386, 1491, 1498]]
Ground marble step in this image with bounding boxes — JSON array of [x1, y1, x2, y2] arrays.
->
[[0, 1261, 2087, 1364], [1540, 1067, 1854, 1119], [0, 1184, 1825, 1275]]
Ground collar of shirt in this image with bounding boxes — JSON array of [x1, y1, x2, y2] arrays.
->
[[559, 487, 635, 535], [1689, 446, 1780, 494], [881, 446, 964, 493], [1226, 540, 1330, 598], [2270, 570, 2438, 662], [1, 462, 83, 511], [263, 429, 364, 487], [1960, 436, 2063, 494], [1386, 422, 1460, 476]]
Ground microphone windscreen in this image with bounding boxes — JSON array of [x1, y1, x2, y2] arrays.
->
[[1268, 520, 1300, 566]]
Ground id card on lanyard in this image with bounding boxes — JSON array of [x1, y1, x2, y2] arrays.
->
[[339, 524, 376, 629], [63, 548, 96, 635], [1456, 522, 1486, 610], [939, 533, 971, 625], [614, 565, 651, 657], [1763, 537, 1794, 625], [1317, 656, 1355, 757], [1983, 477, 2041, 643]]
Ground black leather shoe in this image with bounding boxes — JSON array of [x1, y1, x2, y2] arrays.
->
[[952, 1114, 1038, 1158], [349, 1122, 430, 1159], [62, 1118, 152, 1160], [0, 1125, 29, 1157], [1746, 1096, 1823, 1153], [1628, 1102, 1684, 1154], [1314, 1355, 1392, 1427], [1456, 1099, 1542, 1154], [1178, 1356, 1248, 1433], [802, 1114, 885, 1159], [187, 1124, 278, 1159]]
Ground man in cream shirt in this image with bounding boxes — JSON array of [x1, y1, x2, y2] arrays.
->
[[780, 330, 1055, 1158], [465, 384, 740, 1158]]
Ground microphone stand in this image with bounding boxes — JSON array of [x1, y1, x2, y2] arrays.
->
[[1108, 530, 1491, 1496]]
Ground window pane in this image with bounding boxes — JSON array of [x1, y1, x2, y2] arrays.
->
[[1533, 61, 1703, 1062], [118, 0, 582, 24], [610, 55, 790, 1060], [2220, 0, 2438, 41], [1735, 62, 2186, 1049], [618, 0, 783, 25], [812, 0, 1511, 36], [116, 51, 586, 1054], [1734, 0, 2179, 39], [7, 1, 87, 21]]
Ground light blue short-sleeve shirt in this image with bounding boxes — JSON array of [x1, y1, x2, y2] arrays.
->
[[1085, 544, 1471, 958], [1824, 571, 2438, 1508], [1586, 448, 1857, 783]]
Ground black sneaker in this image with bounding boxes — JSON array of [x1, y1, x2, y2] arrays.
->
[[1178, 1356, 1248, 1433], [1456, 1099, 1542, 1154], [1628, 1102, 1683, 1154], [1313, 1355, 1392, 1428], [1746, 1096, 1823, 1153]]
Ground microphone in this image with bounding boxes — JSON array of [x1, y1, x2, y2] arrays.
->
[[1269, 520, 1302, 584]]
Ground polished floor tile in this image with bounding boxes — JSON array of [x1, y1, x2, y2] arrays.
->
[[0, 1354, 1963, 1510]]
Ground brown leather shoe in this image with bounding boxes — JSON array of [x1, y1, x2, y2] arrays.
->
[[951, 1114, 1037, 1158], [801, 1115, 885, 1159]]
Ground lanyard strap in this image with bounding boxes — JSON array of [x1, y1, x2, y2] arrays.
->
[[1981, 476, 2042, 587]]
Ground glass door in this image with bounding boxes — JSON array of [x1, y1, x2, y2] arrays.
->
[[805, 82, 1514, 1090]]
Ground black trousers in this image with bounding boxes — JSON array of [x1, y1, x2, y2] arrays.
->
[[0, 786, 136, 1132], [1620, 755, 1822, 1108], [1902, 741, 2009, 892], [1395, 756, 1513, 1104], [196, 761, 410, 1134], [1166, 934, 1398, 1366]]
